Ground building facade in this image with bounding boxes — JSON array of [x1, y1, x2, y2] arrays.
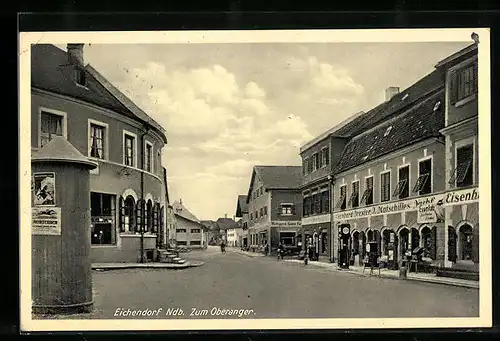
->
[[436, 43, 479, 270], [172, 200, 206, 249], [246, 166, 303, 254], [31, 44, 168, 263], [235, 195, 249, 248]]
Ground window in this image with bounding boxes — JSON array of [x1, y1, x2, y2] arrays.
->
[[303, 196, 310, 216], [190, 240, 201, 246], [414, 158, 432, 195], [281, 204, 294, 215], [321, 190, 330, 213], [191, 229, 201, 233], [349, 181, 360, 208], [264, 206, 268, 215], [450, 144, 474, 187], [336, 185, 347, 210], [360, 176, 374, 205], [91, 222, 113, 245], [303, 158, 308, 175], [312, 153, 319, 171], [145, 142, 153, 172], [260, 207, 264, 217], [394, 165, 410, 199], [380, 171, 391, 202], [313, 193, 321, 214], [450, 63, 478, 104], [75, 68, 87, 86], [307, 157, 313, 173], [176, 229, 187, 233], [255, 210, 259, 219], [177, 241, 187, 245], [40, 111, 64, 147], [89, 123, 106, 159], [90, 192, 114, 216], [120, 195, 136, 233], [250, 213, 253, 221], [321, 147, 330, 167], [124, 133, 136, 167]]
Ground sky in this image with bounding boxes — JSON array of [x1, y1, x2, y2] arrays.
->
[[69, 41, 470, 221]]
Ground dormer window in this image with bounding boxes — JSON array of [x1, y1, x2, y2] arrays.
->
[[433, 101, 441, 112], [384, 126, 393, 137], [401, 93, 409, 101], [450, 63, 478, 105], [75, 68, 87, 87]]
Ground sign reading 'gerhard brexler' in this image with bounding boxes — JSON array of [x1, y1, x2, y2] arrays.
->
[[333, 187, 478, 222]]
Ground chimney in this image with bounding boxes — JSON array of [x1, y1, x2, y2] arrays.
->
[[179, 198, 182, 205], [67, 44, 85, 67], [385, 86, 400, 102], [225, 213, 227, 219]]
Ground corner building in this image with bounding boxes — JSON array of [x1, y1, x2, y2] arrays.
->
[[31, 44, 168, 262]]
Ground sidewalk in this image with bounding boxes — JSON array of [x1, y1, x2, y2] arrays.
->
[[282, 259, 479, 289], [92, 261, 205, 270], [227, 248, 266, 258]]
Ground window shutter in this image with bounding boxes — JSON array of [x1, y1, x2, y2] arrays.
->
[[119, 196, 125, 232], [449, 70, 458, 104], [430, 226, 437, 259], [291, 205, 296, 215]]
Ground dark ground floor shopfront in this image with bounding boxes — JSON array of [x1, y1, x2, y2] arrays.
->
[[297, 222, 331, 262]]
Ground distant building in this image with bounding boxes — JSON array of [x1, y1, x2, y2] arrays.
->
[[201, 220, 219, 245], [172, 200, 206, 249], [216, 215, 239, 246], [245, 166, 303, 254], [235, 195, 249, 248]]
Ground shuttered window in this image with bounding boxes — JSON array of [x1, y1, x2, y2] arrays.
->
[[380, 172, 391, 202], [336, 185, 347, 210], [450, 63, 478, 105], [349, 181, 360, 208], [449, 144, 474, 187], [414, 158, 432, 195], [360, 176, 374, 205]]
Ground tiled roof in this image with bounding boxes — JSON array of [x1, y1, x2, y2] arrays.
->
[[255, 166, 303, 189], [236, 195, 248, 217], [31, 44, 167, 143], [334, 69, 444, 138], [334, 89, 445, 174], [216, 217, 239, 231], [201, 220, 218, 230], [172, 201, 200, 224]]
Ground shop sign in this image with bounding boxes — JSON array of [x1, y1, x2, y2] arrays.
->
[[333, 187, 478, 221], [271, 221, 301, 228], [32, 207, 61, 235], [302, 214, 330, 225]]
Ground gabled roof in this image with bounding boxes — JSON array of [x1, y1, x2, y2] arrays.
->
[[435, 43, 477, 69], [334, 89, 445, 174], [216, 217, 239, 231], [31, 44, 167, 144], [246, 166, 302, 204], [235, 195, 248, 217], [200, 220, 218, 230], [172, 201, 200, 224]]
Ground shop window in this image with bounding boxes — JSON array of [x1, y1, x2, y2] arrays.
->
[[414, 158, 432, 195], [280, 232, 295, 246], [190, 241, 201, 245], [394, 165, 409, 199], [91, 223, 112, 245], [91, 192, 114, 216], [360, 176, 374, 205], [459, 224, 473, 261], [449, 144, 474, 188], [450, 63, 478, 105], [321, 190, 330, 213], [336, 185, 347, 210], [349, 181, 360, 208], [40, 111, 64, 148], [89, 123, 106, 159], [380, 171, 391, 202]]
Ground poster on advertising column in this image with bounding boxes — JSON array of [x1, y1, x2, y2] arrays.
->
[[32, 207, 62, 235]]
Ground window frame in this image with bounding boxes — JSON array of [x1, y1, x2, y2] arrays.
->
[[280, 203, 294, 216], [380, 170, 391, 202], [312, 153, 319, 172], [38, 107, 68, 149], [360, 175, 374, 206], [453, 137, 476, 188], [320, 147, 330, 168], [449, 57, 478, 108], [87, 119, 109, 161], [123, 130, 138, 168], [415, 155, 433, 195], [349, 180, 360, 208], [395, 163, 411, 199], [336, 184, 347, 210], [144, 140, 154, 173]]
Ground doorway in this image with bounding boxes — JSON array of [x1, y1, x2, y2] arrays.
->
[[458, 224, 473, 261]]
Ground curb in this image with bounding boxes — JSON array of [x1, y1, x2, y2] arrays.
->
[[282, 260, 479, 289], [92, 261, 205, 270]]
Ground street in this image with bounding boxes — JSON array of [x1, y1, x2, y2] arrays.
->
[[81, 247, 479, 319], [38, 247, 479, 319]]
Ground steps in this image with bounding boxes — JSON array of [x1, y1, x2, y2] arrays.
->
[[158, 249, 187, 264]]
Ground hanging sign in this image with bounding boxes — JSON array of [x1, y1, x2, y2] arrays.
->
[[32, 207, 61, 235]]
